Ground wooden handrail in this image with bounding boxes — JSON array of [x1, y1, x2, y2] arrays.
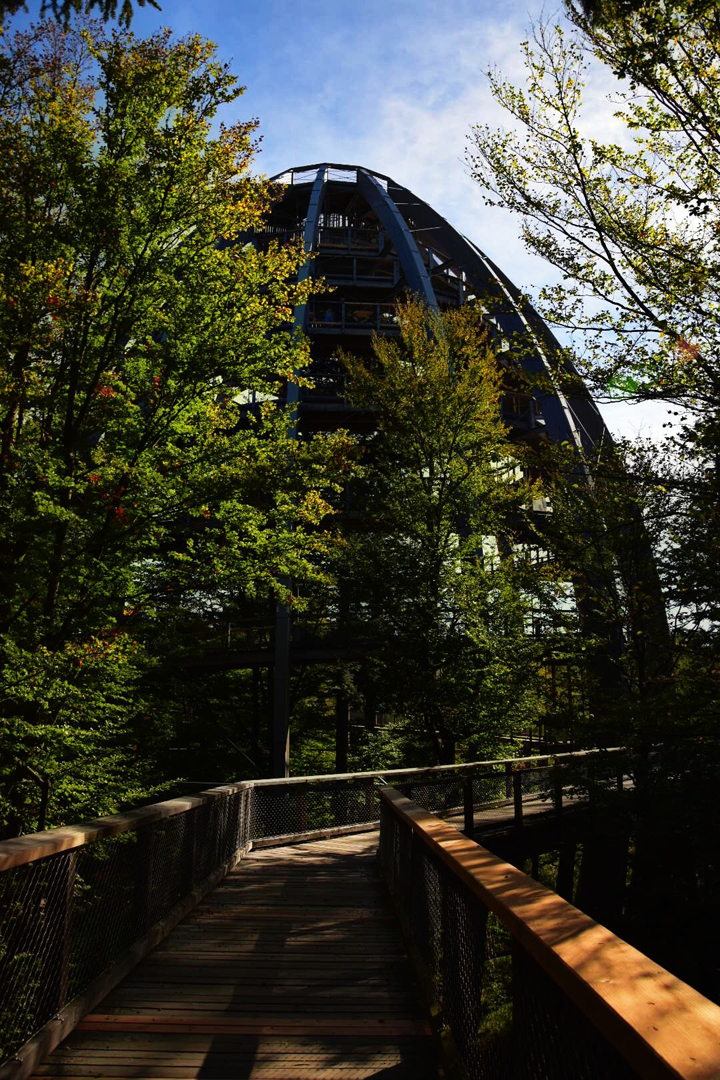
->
[[380, 785, 720, 1080], [0, 747, 624, 873], [0, 784, 248, 872], [247, 745, 624, 787]]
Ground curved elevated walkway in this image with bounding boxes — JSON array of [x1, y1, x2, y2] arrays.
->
[[29, 833, 437, 1080]]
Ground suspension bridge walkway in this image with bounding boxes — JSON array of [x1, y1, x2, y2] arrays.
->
[[2, 751, 720, 1080]]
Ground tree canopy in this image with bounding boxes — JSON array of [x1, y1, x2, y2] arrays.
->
[[0, 22, 351, 835], [468, 0, 720, 739], [0, 0, 157, 30], [468, 5, 720, 412], [337, 300, 559, 764]]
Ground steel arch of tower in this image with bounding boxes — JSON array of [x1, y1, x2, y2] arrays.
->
[[260, 163, 626, 776], [268, 162, 610, 454]]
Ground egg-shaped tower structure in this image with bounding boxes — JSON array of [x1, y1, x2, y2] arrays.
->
[[263, 163, 609, 453], [252, 164, 621, 775], [222, 161, 671, 778]]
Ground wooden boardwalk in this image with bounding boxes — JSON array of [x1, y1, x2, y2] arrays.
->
[[30, 832, 437, 1080]]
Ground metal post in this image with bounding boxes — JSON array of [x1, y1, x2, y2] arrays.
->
[[463, 776, 475, 840], [553, 765, 564, 818], [513, 768, 524, 830], [272, 599, 291, 778]]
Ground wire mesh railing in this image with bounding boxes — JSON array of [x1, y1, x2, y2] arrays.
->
[[0, 786, 253, 1071], [0, 747, 632, 1073], [378, 784, 720, 1080], [392, 747, 629, 837]]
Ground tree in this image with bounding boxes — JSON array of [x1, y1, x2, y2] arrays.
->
[[528, 435, 678, 741], [0, 0, 158, 31], [0, 22, 351, 835], [339, 300, 558, 765], [467, 2, 720, 734], [468, 8, 720, 413]]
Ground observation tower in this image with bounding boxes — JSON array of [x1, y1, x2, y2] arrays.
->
[[263, 163, 609, 452], [246, 164, 619, 776]]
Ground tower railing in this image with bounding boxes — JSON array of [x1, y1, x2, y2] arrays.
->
[[308, 300, 401, 332], [0, 747, 664, 1078]]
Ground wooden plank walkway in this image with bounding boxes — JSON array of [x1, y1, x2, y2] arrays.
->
[[30, 832, 437, 1079]]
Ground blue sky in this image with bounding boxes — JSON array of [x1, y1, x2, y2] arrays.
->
[[125, 0, 539, 290], [21, 0, 669, 440]]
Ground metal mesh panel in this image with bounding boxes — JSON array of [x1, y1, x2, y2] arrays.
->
[[512, 947, 637, 1080], [519, 764, 552, 796], [410, 828, 442, 999], [397, 776, 464, 819], [249, 750, 632, 843], [379, 798, 642, 1080], [439, 860, 489, 1076], [252, 778, 380, 840], [0, 789, 251, 1065], [1, 850, 81, 1063], [471, 769, 516, 831]]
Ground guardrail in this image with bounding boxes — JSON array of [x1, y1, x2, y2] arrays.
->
[[378, 785, 720, 1080], [0, 748, 629, 1076], [308, 300, 401, 332]]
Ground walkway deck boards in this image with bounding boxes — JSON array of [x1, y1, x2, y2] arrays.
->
[[30, 833, 437, 1079]]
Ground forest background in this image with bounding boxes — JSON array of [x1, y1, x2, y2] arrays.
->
[[1, 0, 719, 838]]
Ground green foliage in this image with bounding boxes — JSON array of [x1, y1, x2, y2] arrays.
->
[[0, 0, 158, 30], [468, 10, 720, 409], [339, 300, 558, 763], [0, 22, 351, 834], [533, 437, 676, 740], [469, 1, 720, 739]]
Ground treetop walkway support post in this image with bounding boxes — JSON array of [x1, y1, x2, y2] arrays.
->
[[271, 168, 326, 780]]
